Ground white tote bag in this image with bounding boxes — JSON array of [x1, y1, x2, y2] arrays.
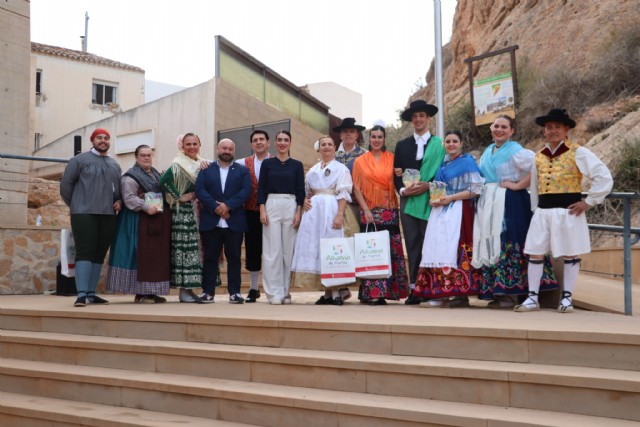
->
[[60, 229, 76, 277], [320, 237, 356, 287], [354, 225, 392, 279]]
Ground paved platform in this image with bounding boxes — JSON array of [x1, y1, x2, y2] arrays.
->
[[2, 286, 639, 340]]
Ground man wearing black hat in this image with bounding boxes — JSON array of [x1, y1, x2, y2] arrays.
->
[[333, 117, 367, 301], [394, 100, 446, 304], [334, 117, 367, 172], [516, 109, 612, 313]]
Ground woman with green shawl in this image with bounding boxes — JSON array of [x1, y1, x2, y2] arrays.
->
[[159, 133, 206, 303]]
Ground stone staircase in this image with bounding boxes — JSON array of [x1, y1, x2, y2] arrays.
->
[[1, 294, 639, 426]]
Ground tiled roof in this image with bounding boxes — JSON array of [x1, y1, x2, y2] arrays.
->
[[31, 42, 144, 73]]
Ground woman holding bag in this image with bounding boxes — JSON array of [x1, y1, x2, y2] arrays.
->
[[352, 125, 409, 305], [291, 135, 353, 305]]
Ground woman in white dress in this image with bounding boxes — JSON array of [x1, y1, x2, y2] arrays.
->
[[291, 136, 353, 305]]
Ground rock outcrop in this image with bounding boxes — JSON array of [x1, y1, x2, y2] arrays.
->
[[417, 0, 640, 111]]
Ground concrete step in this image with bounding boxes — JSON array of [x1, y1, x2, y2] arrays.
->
[[2, 294, 639, 371], [1, 330, 639, 421], [0, 391, 258, 427], [0, 359, 638, 427]]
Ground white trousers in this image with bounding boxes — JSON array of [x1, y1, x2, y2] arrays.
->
[[262, 194, 297, 303], [524, 208, 591, 257]]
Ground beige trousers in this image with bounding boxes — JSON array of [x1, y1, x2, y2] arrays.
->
[[262, 194, 297, 303]]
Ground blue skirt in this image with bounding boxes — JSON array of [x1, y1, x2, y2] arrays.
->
[[474, 189, 557, 299]]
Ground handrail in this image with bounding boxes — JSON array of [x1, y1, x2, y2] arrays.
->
[[587, 191, 639, 315], [0, 153, 70, 163]]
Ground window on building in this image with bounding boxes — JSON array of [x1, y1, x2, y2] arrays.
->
[[92, 81, 118, 105], [34, 133, 42, 151], [36, 69, 42, 95]]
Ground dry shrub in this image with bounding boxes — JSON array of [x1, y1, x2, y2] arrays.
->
[[516, 26, 640, 144]]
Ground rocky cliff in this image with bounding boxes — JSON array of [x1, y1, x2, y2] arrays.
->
[[411, 0, 640, 244], [418, 0, 640, 112]]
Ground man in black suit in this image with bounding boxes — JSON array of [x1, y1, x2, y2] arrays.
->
[[196, 139, 251, 303], [393, 100, 445, 304]]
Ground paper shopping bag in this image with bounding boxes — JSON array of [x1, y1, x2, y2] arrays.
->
[[320, 237, 356, 287], [60, 229, 76, 277], [354, 229, 392, 279]]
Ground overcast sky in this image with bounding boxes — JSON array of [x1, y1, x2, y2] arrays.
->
[[30, 0, 456, 127]]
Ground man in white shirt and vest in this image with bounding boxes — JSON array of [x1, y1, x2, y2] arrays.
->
[[236, 130, 272, 302], [516, 108, 613, 313]]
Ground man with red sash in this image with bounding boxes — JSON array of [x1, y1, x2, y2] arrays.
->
[[516, 109, 612, 313], [236, 130, 272, 302]]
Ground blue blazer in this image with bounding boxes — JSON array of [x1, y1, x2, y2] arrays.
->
[[195, 162, 251, 233]]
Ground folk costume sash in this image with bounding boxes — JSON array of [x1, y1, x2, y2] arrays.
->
[[479, 140, 522, 183], [435, 154, 480, 192], [352, 151, 398, 209], [161, 151, 202, 208], [404, 136, 445, 221], [244, 153, 271, 211], [124, 164, 162, 193], [244, 155, 260, 211]]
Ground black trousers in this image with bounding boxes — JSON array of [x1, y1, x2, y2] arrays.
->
[[243, 210, 262, 272], [201, 227, 243, 295], [399, 197, 428, 284]]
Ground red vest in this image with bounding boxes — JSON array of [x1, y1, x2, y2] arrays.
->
[[244, 156, 260, 211]]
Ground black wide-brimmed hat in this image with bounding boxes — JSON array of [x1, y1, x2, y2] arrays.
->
[[535, 108, 576, 129], [400, 100, 438, 121], [332, 117, 366, 132]]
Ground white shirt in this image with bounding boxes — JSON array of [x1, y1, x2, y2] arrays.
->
[[414, 131, 431, 160], [337, 142, 356, 153], [217, 163, 230, 228], [236, 154, 270, 180]]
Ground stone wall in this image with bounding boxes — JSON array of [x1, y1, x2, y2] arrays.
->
[[0, 226, 108, 295], [0, 226, 60, 294]]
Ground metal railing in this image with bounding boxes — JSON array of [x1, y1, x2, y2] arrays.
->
[[0, 153, 70, 163], [587, 192, 639, 316]]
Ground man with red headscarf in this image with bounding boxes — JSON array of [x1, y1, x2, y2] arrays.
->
[[61, 128, 122, 307]]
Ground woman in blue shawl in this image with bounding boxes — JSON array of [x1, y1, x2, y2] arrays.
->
[[415, 131, 484, 307], [471, 116, 556, 308]]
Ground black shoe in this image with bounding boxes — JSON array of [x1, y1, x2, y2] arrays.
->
[[404, 292, 422, 305], [331, 296, 344, 306], [315, 295, 331, 305], [88, 295, 109, 304], [246, 289, 260, 303], [448, 297, 470, 308], [369, 298, 387, 306], [74, 296, 86, 307]]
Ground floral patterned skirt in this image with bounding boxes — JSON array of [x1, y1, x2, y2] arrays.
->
[[357, 207, 409, 301], [170, 202, 202, 288], [415, 199, 479, 299], [473, 189, 557, 299]]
